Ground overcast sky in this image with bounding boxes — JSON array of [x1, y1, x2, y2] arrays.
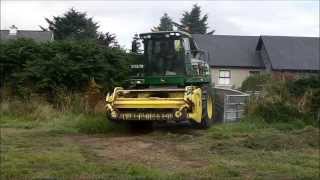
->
[[1, 0, 319, 49]]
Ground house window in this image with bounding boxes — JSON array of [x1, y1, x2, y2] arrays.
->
[[219, 70, 231, 85]]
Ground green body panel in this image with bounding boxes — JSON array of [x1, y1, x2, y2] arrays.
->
[[185, 76, 210, 84], [142, 75, 211, 86], [144, 75, 185, 86]]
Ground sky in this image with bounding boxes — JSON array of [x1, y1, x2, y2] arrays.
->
[[1, 0, 319, 49]]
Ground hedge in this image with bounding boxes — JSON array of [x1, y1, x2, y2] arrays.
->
[[0, 38, 134, 98]]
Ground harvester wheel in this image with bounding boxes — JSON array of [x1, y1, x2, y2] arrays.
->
[[199, 86, 214, 129], [190, 86, 214, 129]]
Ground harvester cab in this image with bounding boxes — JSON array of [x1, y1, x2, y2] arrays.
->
[[106, 31, 214, 128]]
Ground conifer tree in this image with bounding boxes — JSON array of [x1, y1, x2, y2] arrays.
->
[[180, 4, 208, 34], [152, 13, 173, 32], [45, 8, 99, 40]]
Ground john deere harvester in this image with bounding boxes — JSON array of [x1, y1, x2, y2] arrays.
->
[[106, 31, 214, 128]]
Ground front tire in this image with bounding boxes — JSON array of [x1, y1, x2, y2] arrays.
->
[[190, 86, 214, 129], [200, 94, 214, 128]]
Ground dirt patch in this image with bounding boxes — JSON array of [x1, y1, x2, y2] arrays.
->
[[68, 134, 208, 171]]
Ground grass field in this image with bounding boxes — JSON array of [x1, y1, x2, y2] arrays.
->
[[1, 101, 319, 179]]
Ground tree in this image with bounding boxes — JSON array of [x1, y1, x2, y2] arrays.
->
[[152, 13, 173, 32], [97, 32, 119, 48], [131, 33, 141, 53], [180, 4, 209, 34], [44, 8, 99, 40]]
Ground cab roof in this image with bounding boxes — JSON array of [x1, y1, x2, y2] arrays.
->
[[139, 31, 191, 38]]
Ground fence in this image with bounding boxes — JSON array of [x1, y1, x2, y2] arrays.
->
[[214, 88, 249, 123]]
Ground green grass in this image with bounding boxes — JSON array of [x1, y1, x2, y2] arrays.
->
[[1, 101, 319, 179], [0, 110, 126, 135]]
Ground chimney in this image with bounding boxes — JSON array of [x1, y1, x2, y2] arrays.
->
[[9, 25, 18, 35]]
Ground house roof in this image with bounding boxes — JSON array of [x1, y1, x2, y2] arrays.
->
[[256, 36, 320, 71], [0, 30, 53, 42], [192, 34, 264, 68]]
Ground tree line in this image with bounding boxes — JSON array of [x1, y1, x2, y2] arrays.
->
[[39, 4, 211, 49], [152, 4, 212, 34], [132, 4, 212, 52]]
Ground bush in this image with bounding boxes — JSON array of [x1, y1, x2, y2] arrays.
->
[[247, 76, 319, 126], [287, 75, 320, 115], [253, 101, 300, 123], [287, 75, 320, 96], [0, 38, 134, 99], [241, 73, 271, 92]]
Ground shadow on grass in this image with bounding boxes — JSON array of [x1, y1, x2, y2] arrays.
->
[[102, 121, 198, 136], [84, 120, 208, 137], [154, 121, 202, 135]]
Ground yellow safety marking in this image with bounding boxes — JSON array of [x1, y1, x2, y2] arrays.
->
[[207, 95, 213, 119], [114, 98, 186, 109], [186, 88, 202, 123]]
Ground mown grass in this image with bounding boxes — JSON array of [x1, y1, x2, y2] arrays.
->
[[151, 119, 320, 179], [200, 121, 319, 179], [1, 100, 319, 179], [1, 128, 171, 179]]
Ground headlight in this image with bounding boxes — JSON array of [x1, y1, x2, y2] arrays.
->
[[186, 86, 193, 94], [130, 79, 144, 85]]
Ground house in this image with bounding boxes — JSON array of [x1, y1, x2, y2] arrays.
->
[[0, 25, 54, 42], [193, 34, 319, 89], [193, 34, 264, 88], [256, 36, 319, 80]]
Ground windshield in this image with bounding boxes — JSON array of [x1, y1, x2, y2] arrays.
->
[[144, 38, 185, 76]]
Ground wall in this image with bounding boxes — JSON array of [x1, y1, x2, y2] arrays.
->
[[211, 67, 318, 90], [211, 67, 263, 89]]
